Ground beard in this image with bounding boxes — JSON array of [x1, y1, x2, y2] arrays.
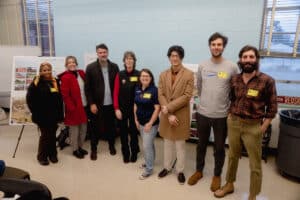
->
[[211, 51, 223, 58], [238, 61, 259, 73]]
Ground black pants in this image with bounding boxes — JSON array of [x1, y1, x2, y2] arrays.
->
[[119, 112, 139, 158], [89, 105, 116, 152], [38, 124, 58, 161], [196, 113, 227, 176]]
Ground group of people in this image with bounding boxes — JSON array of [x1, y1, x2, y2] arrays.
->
[[26, 32, 277, 200]]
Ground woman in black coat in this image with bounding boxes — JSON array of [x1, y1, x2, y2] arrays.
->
[[26, 62, 64, 166]]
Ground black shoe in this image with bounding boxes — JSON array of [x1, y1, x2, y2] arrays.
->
[[178, 172, 186, 185], [137, 146, 140, 153], [79, 147, 88, 155], [73, 150, 84, 159], [158, 168, 170, 178], [49, 156, 58, 163], [59, 142, 70, 150], [38, 159, 49, 166], [90, 150, 97, 160], [109, 145, 116, 155], [130, 154, 137, 163], [123, 156, 130, 163]]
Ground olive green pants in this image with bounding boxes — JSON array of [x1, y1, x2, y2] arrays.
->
[[225, 115, 263, 196]]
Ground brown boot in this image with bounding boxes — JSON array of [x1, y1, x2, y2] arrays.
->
[[248, 194, 257, 200], [210, 176, 221, 192], [214, 182, 234, 198], [187, 171, 203, 185]]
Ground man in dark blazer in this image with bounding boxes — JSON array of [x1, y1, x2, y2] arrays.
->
[[85, 43, 119, 160]]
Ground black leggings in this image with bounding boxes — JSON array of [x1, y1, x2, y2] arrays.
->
[[38, 124, 58, 161]]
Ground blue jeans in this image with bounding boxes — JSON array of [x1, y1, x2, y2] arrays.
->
[[140, 124, 158, 175]]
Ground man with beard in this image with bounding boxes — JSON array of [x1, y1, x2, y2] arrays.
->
[[188, 32, 239, 192], [214, 45, 277, 200]]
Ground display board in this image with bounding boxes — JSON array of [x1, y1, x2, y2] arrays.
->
[[0, 46, 41, 108], [9, 56, 65, 125]]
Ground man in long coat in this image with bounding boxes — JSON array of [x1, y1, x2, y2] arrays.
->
[[157, 45, 194, 185]]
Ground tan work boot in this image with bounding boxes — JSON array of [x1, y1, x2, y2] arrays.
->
[[210, 176, 221, 192], [187, 171, 203, 185], [214, 182, 234, 198], [248, 195, 256, 200]]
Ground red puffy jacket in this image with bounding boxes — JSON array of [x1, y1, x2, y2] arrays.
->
[[59, 70, 87, 125]]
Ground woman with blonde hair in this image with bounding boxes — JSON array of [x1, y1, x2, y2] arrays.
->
[[26, 62, 64, 165]]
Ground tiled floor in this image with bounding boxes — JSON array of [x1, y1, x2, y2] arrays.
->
[[0, 124, 299, 200]]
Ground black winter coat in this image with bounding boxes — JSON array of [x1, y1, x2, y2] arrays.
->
[[84, 59, 119, 108], [26, 77, 64, 127]]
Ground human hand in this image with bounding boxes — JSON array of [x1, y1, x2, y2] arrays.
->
[[90, 104, 98, 114], [135, 119, 140, 131], [168, 115, 179, 126], [115, 109, 122, 120], [162, 106, 168, 114], [144, 122, 152, 133]]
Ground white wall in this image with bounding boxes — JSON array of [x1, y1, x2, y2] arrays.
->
[[0, 0, 24, 45], [53, 0, 290, 148], [53, 0, 264, 78]]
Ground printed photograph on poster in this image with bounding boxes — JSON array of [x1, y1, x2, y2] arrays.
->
[[9, 56, 65, 125]]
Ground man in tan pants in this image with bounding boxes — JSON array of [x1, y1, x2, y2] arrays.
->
[[157, 45, 194, 185], [214, 45, 277, 200]]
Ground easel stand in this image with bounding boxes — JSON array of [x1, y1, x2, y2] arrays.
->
[[12, 125, 25, 158]]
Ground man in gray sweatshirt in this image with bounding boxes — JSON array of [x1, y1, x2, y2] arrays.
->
[[188, 32, 239, 192]]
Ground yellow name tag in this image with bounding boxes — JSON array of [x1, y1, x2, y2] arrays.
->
[[50, 87, 58, 93], [130, 76, 138, 82], [143, 93, 151, 99], [217, 72, 228, 79], [247, 89, 259, 97]]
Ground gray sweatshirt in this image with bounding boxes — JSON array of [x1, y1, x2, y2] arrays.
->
[[197, 59, 239, 118]]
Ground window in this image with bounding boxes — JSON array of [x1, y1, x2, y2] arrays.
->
[[21, 0, 55, 56], [260, 0, 300, 96]]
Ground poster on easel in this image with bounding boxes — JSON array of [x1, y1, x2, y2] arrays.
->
[[9, 56, 65, 125]]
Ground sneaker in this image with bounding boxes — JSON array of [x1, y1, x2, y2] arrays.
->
[[187, 171, 203, 185], [178, 172, 186, 185], [79, 147, 88, 155], [139, 172, 151, 180], [158, 168, 170, 178]]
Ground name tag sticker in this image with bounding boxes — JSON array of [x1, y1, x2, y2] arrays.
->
[[143, 93, 151, 99], [247, 89, 259, 97], [217, 72, 228, 79], [130, 76, 138, 82], [50, 88, 58, 93]]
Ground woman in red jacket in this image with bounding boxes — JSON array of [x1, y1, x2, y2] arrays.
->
[[59, 56, 88, 159]]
